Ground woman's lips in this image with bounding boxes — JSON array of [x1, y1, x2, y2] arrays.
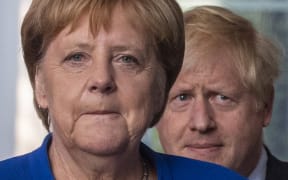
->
[[185, 143, 223, 153], [81, 111, 120, 120], [85, 110, 117, 114]]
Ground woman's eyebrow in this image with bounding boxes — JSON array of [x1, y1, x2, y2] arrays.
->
[[72, 42, 95, 51]]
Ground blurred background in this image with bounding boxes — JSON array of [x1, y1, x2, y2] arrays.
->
[[0, 0, 287, 161]]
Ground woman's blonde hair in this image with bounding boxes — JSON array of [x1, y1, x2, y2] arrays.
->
[[184, 5, 281, 109], [21, 0, 184, 130]]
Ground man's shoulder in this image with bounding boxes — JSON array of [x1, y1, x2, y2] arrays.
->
[[266, 149, 288, 180]]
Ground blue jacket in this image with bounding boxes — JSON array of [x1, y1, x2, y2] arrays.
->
[[0, 134, 247, 180]]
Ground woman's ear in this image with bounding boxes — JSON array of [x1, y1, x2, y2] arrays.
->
[[35, 66, 48, 109], [263, 87, 274, 127]]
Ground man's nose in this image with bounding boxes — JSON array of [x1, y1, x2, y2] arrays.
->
[[188, 97, 216, 133]]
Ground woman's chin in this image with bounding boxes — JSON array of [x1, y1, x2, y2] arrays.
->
[[71, 129, 130, 156]]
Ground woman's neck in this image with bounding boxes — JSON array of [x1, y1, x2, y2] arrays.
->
[[48, 138, 146, 180]]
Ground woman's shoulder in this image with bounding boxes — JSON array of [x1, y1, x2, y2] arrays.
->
[[140, 143, 247, 180], [156, 153, 247, 179], [0, 152, 33, 178], [0, 134, 54, 179]]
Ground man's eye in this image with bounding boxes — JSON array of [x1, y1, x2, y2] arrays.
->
[[168, 93, 191, 112], [216, 94, 230, 101], [213, 94, 236, 107], [177, 94, 189, 101]]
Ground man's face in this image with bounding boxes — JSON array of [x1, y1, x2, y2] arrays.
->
[[157, 47, 272, 176]]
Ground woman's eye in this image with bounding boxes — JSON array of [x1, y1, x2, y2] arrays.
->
[[114, 55, 143, 73], [65, 53, 86, 63], [119, 55, 138, 64], [62, 52, 90, 72]]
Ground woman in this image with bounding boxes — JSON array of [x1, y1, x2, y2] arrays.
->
[[0, 0, 246, 179]]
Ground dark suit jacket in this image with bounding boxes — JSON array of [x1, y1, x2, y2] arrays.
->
[[266, 148, 288, 180]]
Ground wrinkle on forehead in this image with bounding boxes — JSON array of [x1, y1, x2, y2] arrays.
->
[[178, 46, 245, 92], [183, 44, 239, 74]]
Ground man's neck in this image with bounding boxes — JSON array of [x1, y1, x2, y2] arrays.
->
[[248, 146, 268, 180]]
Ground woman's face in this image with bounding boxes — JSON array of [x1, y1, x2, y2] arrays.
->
[[35, 6, 164, 155]]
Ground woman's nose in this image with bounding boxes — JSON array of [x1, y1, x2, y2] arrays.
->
[[87, 61, 116, 94], [188, 98, 216, 133]]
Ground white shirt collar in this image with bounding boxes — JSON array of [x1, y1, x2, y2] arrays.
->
[[248, 146, 268, 180]]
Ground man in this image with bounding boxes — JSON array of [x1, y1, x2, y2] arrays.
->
[[156, 5, 288, 180]]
